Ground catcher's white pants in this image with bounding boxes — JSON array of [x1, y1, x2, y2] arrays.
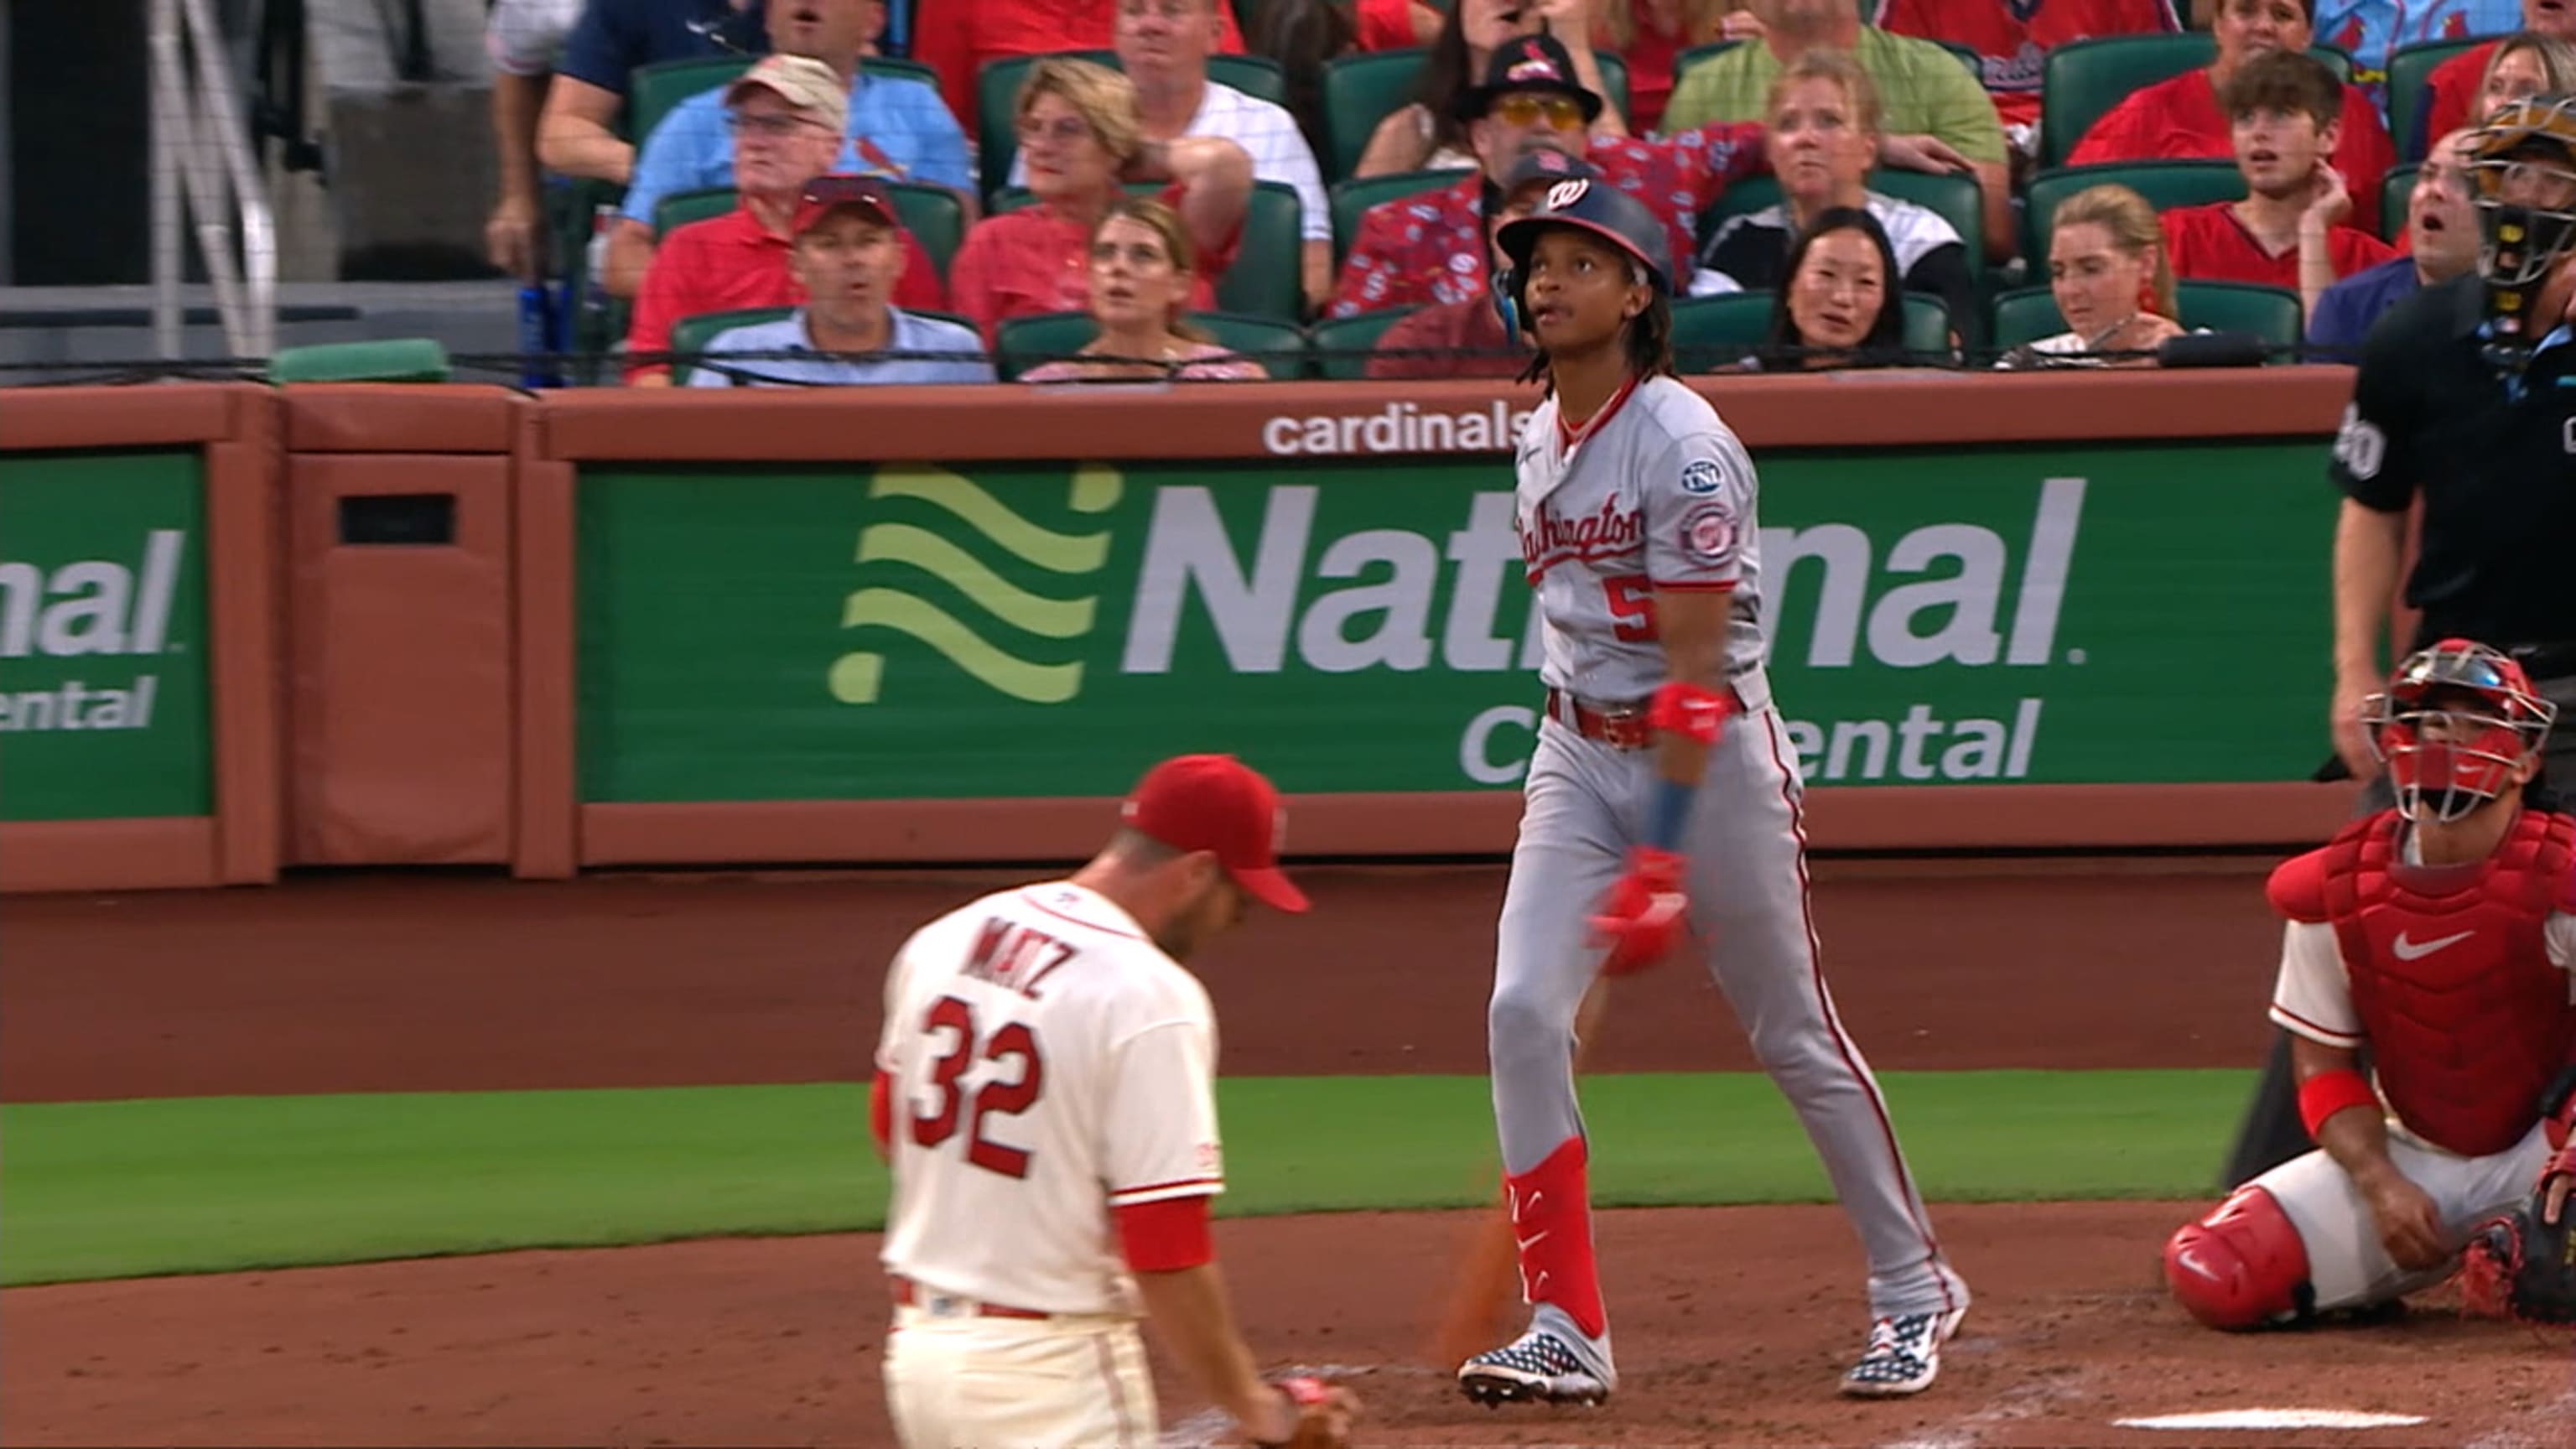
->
[[883, 1300, 1157, 1449], [2254, 1117, 2547, 1312]]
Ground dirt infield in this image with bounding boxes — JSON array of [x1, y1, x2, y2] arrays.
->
[[6, 859, 2571, 1446]]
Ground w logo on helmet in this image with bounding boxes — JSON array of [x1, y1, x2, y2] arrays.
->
[[1545, 179, 1592, 210]]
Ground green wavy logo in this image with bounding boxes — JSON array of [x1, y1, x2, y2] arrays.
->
[[828, 464, 1122, 705]]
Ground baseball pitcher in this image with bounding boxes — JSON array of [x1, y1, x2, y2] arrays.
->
[[873, 755, 1359, 1449], [2163, 640, 2576, 1329], [1456, 176, 1972, 1410]]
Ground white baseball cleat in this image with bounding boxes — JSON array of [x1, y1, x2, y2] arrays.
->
[[1457, 1328, 1614, 1407], [1838, 1306, 1967, 1398]]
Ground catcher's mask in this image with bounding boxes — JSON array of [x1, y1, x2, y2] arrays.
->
[[2363, 638, 2558, 823], [2467, 91, 2576, 371]]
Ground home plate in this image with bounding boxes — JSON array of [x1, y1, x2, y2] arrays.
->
[[2116, 1409, 2429, 1431]]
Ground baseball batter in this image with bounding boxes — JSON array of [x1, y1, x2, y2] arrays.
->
[[872, 754, 1358, 1449], [1457, 177, 1971, 1409], [2164, 640, 2576, 1327]]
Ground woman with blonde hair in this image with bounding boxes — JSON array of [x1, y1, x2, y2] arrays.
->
[[1997, 184, 2184, 369], [2474, 31, 2576, 127], [949, 58, 1252, 342], [1692, 50, 1976, 340], [1019, 198, 1269, 382]]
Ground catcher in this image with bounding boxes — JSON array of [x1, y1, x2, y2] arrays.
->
[[2163, 638, 2576, 1330]]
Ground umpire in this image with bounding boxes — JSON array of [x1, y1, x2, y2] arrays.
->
[[2225, 91, 2576, 1188]]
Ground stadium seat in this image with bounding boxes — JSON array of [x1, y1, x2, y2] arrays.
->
[[976, 50, 1291, 200], [1668, 291, 1950, 369], [2022, 159, 2244, 267], [1988, 279, 2302, 355], [1695, 168, 1986, 280], [863, 56, 942, 90], [668, 305, 985, 385], [2379, 163, 2416, 245], [990, 180, 1302, 319], [2040, 34, 2355, 169], [629, 55, 756, 144], [1310, 305, 1422, 379], [268, 338, 452, 384], [2387, 37, 2481, 160], [1317, 47, 1629, 184], [654, 185, 738, 236], [996, 309, 1308, 380], [1329, 168, 1458, 266]]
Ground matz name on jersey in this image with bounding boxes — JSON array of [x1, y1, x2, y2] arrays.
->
[[1518, 497, 1643, 581]]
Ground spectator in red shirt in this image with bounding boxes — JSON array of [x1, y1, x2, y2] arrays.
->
[[1363, 147, 1589, 377], [624, 65, 945, 385], [1872, 0, 2180, 145], [910, 0, 1247, 138], [2420, 1, 2576, 147], [1355, 0, 1630, 179], [1353, 0, 1446, 48], [1595, 0, 1730, 135], [2157, 50, 2397, 312], [2070, 0, 2396, 235], [2427, 30, 2576, 156], [1328, 32, 1967, 317], [948, 58, 1254, 341]]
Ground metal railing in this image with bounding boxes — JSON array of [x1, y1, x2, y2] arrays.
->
[[148, 0, 279, 360]]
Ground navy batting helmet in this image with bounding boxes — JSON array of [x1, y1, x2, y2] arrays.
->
[[1495, 176, 1674, 298]]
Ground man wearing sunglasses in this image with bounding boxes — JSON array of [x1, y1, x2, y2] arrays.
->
[[1326, 34, 1970, 321]]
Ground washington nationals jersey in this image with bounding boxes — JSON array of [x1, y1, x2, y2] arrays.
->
[[877, 881, 1223, 1316], [1514, 375, 1765, 704]]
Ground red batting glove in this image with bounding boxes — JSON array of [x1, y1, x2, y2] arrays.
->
[[1590, 846, 1689, 975]]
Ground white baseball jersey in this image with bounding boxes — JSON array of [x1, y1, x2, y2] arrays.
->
[[877, 881, 1224, 1317], [2269, 915, 2576, 1052], [1513, 375, 1768, 704]]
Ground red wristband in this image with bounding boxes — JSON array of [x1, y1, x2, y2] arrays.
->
[[2296, 1068, 2378, 1139], [1647, 681, 1737, 745]]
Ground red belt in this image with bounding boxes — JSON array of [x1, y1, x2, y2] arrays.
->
[[890, 1276, 1051, 1321], [1545, 688, 1654, 750]]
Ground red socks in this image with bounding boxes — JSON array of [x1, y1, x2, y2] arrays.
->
[[1505, 1135, 1606, 1340]]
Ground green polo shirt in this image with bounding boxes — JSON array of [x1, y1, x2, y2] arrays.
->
[[1660, 28, 2006, 166]]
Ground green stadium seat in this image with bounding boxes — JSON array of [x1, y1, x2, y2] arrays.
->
[[654, 184, 737, 237], [2022, 159, 2244, 267], [1317, 46, 1629, 184], [1329, 168, 1458, 265], [996, 309, 1307, 380], [1668, 291, 1949, 369], [1310, 305, 1420, 379], [629, 55, 756, 143], [976, 50, 1291, 200], [1696, 168, 1987, 281], [1988, 279, 2303, 355], [652, 182, 969, 283], [2040, 34, 2355, 169], [862, 56, 942, 89], [2387, 37, 2481, 161], [2379, 163, 2417, 245], [669, 305, 985, 385], [268, 338, 452, 384], [991, 180, 1302, 319]]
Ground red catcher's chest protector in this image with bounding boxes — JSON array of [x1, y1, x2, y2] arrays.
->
[[2321, 809, 2576, 1158]]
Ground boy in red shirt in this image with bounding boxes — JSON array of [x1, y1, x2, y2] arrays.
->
[[2159, 49, 2396, 311]]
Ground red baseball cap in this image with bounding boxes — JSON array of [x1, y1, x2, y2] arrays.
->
[[1119, 755, 1308, 913], [792, 174, 901, 236]]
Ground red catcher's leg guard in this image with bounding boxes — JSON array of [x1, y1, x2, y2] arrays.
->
[[2163, 1184, 2312, 1330], [1506, 1136, 1607, 1340]]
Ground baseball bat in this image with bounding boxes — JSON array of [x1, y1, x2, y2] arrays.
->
[[1426, 973, 1613, 1368]]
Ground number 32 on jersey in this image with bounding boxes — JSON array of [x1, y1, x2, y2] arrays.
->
[[907, 920, 1067, 1180]]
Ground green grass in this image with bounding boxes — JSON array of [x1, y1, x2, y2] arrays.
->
[[0, 1070, 2252, 1287]]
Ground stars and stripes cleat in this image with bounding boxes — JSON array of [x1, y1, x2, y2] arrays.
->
[[1839, 1306, 1967, 1398], [1457, 1328, 1613, 1407]]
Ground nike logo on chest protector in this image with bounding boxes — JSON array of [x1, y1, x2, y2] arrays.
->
[[2389, 929, 2475, 961]]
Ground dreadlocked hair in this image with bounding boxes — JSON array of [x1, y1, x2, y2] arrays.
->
[[1517, 272, 1678, 392]]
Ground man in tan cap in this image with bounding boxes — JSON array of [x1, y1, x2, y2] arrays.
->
[[603, 0, 971, 299], [624, 59, 947, 385]]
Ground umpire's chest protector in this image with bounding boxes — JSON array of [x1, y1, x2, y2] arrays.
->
[[2316, 810, 2576, 1157]]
